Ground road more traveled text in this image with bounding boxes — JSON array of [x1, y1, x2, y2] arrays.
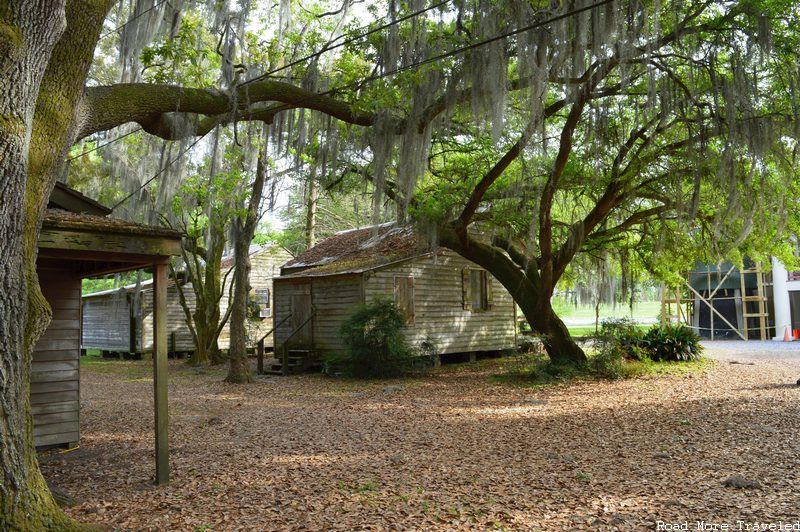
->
[[656, 521, 800, 531]]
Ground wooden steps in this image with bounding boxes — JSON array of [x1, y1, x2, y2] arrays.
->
[[264, 349, 317, 375]]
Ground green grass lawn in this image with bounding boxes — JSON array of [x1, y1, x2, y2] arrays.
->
[[552, 300, 662, 321]]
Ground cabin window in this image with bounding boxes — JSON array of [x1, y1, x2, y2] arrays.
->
[[462, 269, 493, 311], [255, 288, 271, 318], [394, 276, 415, 325]]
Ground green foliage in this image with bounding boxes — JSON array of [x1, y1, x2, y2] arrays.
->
[[590, 319, 702, 376], [81, 272, 150, 296], [642, 324, 704, 362], [591, 318, 649, 362], [324, 298, 418, 379]]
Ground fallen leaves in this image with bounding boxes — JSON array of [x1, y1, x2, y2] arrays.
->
[[38, 345, 800, 530]]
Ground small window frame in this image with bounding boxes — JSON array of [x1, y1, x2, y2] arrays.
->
[[462, 268, 493, 312], [254, 288, 271, 318], [393, 275, 415, 326]]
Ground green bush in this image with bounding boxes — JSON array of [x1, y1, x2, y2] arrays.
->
[[588, 319, 702, 379], [589, 348, 629, 380], [324, 298, 417, 378], [592, 318, 648, 361], [642, 324, 703, 361]]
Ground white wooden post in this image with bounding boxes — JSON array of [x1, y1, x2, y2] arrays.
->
[[771, 256, 791, 341]]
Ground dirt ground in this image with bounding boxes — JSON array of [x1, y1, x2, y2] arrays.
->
[[39, 343, 800, 531]]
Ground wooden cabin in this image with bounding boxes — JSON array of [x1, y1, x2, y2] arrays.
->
[[35, 182, 181, 483], [218, 244, 294, 349], [81, 244, 292, 356], [271, 224, 517, 373]]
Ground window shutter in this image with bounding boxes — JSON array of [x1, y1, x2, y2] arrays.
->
[[462, 268, 472, 310], [485, 272, 494, 310]]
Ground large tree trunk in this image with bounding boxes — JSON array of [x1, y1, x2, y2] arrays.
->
[[225, 226, 255, 383], [0, 3, 79, 529], [2, 2, 115, 527], [438, 227, 587, 365], [523, 292, 588, 365], [225, 150, 267, 383]]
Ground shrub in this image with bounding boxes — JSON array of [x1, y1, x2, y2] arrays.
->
[[591, 318, 648, 361], [325, 298, 417, 378], [642, 324, 703, 361], [589, 347, 629, 380]]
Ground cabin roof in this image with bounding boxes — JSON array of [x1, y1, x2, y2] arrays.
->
[[280, 224, 424, 278], [48, 181, 112, 216], [42, 209, 182, 238], [38, 208, 183, 277]]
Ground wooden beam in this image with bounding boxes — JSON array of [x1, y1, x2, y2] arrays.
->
[[153, 263, 170, 485], [37, 247, 172, 265], [39, 227, 182, 257], [685, 282, 746, 340]]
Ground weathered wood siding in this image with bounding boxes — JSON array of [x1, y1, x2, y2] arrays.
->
[[32, 269, 81, 447], [82, 282, 197, 354], [364, 251, 517, 354], [81, 290, 132, 351], [311, 275, 363, 353], [219, 246, 293, 349], [273, 275, 363, 354], [141, 283, 196, 352]]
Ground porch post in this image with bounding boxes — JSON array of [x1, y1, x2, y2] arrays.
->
[[153, 262, 170, 484]]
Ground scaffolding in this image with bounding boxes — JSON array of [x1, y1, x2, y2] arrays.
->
[[660, 263, 771, 340]]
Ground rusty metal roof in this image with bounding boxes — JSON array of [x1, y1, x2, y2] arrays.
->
[[280, 224, 428, 278]]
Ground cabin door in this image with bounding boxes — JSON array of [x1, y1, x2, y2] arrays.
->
[[289, 283, 313, 348]]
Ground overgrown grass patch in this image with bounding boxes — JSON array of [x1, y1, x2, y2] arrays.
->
[[492, 351, 713, 387]]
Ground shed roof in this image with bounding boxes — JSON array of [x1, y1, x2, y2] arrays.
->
[[48, 181, 112, 216], [280, 223, 425, 278], [42, 209, 182, 238]]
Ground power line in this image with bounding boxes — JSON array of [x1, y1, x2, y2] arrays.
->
[[66, 128, 143, 161], [110, 133, 208, 212], [101, 0, 170, 40], [337, 0, 617, 94], [82, 2, 446, 160], [241, 0, 451, 87], [257, 0, 616, 114], [103, 0, 615, 210]]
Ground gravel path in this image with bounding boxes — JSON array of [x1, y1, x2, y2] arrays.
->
[[702, 340, 800, 362]]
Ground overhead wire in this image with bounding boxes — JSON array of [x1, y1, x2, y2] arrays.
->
[[110, 133, 208, 211], [101, 0, 170, 40], [71, 1, 449, 161], [101, 0, 618, 211], [66, 128, 143, 161], [328, 0, 617, 95], [241, 0, 451, 86]]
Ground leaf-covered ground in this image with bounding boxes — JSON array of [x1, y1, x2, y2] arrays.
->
[[40, 345, 800, 531]]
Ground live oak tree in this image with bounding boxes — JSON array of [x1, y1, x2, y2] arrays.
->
[[2, 0, 800, 527], [370, 0, 800, 363]]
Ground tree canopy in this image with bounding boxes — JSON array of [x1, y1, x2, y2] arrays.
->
[[3, 0, 800, 527]]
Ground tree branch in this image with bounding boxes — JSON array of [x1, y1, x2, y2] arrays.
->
[[78, 80, 378, 140]]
